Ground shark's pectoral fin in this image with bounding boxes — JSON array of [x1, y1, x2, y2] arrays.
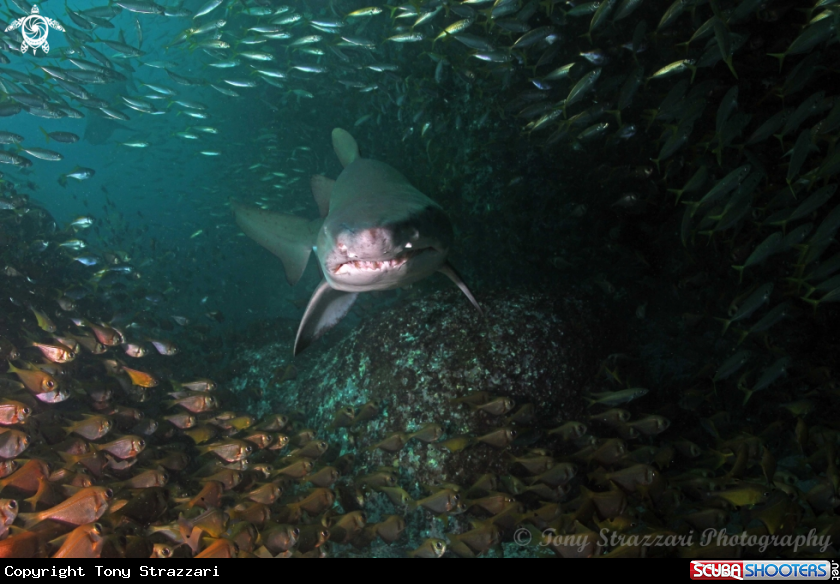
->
[[310, 175, 335, 218], [439, 261, 483, 315], [231, 199, 321, 286], [294, 280, 359, 355], [332, 128, 360, 168]]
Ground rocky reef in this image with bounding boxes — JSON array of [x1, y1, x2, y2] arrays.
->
[[226, 286, 617, 556]]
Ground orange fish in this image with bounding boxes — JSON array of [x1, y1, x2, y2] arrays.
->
[[151, 544, 174, 558], [163, 412, 197, 429], [407, 538, 447, 558], [17, 486, 112, 528], [268, 435, 290, 451], [0, 429, 30, 459], [229, 503, 271, 529], [177, 379, 216, 392], [35, 387, 70, 404], [121, 366, 159, 388], [273, 459, 314, 479], [153, 451, 190, 472], [292, 439, 330, 459], [258, 414, 289, 431], [249, 464, 273, 479], [177, 508, 230, 538], [244, 483, 282, 505], [80, 320, 124, 346], [304, 467, 340, 489], [409, 423, 444, 444], [7, 363, 58, 394], [149, 339, 178, 356], [0, 399, 31, 425], [63, 415, 112, 441], [0, 522, 65, 558], [1, 498, 18, 533], [67, 333, 106, 355], [167, 393, 217, 413], [58, 451, 107, 476], [209, 411, 236, 424], [110, 405, 144, 422], [296, 525, 329, 553], [115, 469, 168, 489], [201, 469, 243, 491], [353, 401, 381, 426], [243, 432, 273, 450], [195, 538, 238, 558], [30, 342, 76, 364], [291, 429, 316, 446], [92, 435, 145, 459], [52, 523, 105, 558], [123, 343, 147, 358], [374, 515, 406, 544], [0, 459, 50, 495], [24, 476, 60, 510], [48, 467, 76, 483], [183, 481, 223, 510], [288, 488, 335, 516], [106, 456, 134, 472], [0, 460, 17, 479], [53, 336, 79, 353], [197, 440, 252, 462], [366, 432, 408, 453], [326, 511, 366, 544], [228, 521, 258, 554], [68, 473, 94, 489], [329, 405, 355, 429], [147, 523, 201, 554], [407, 489, 461, 514]]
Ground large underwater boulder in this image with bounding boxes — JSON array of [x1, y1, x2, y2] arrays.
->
[[229, 287, 619, 488]]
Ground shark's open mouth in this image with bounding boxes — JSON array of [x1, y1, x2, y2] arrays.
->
[[333, 247, 427, 275]]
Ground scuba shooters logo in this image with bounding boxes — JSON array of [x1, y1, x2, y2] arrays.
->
[[4, 5, 64, 55], [690, 560, 840, 581]]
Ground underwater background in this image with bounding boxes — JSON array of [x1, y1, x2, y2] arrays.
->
[[0, 0, 839, 559]]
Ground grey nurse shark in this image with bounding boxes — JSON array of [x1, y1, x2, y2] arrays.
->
[[233, 128, 482, 355]]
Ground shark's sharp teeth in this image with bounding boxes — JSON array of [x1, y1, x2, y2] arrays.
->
[[335, 248, 417, 273]]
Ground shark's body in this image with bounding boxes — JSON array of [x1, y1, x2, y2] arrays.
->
[[233, 128, 481, 355]]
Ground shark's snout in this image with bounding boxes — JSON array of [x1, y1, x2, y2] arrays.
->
[[322, 206, 453, 292], [331, 226, 428, 275], [335, 224, 421, 257]]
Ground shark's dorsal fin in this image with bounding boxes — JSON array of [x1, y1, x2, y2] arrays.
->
[[231, 199, 320, 286], [439, 262, 484, 315], [294, 280, 359, 355], [310, 175, 335, 218], [332, 128, 360, 168]]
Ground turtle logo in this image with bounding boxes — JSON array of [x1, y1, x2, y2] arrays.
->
[[4, 5, 64, 55]]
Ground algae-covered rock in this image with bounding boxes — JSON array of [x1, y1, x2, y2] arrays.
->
[[230, 287, 618, 487]]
